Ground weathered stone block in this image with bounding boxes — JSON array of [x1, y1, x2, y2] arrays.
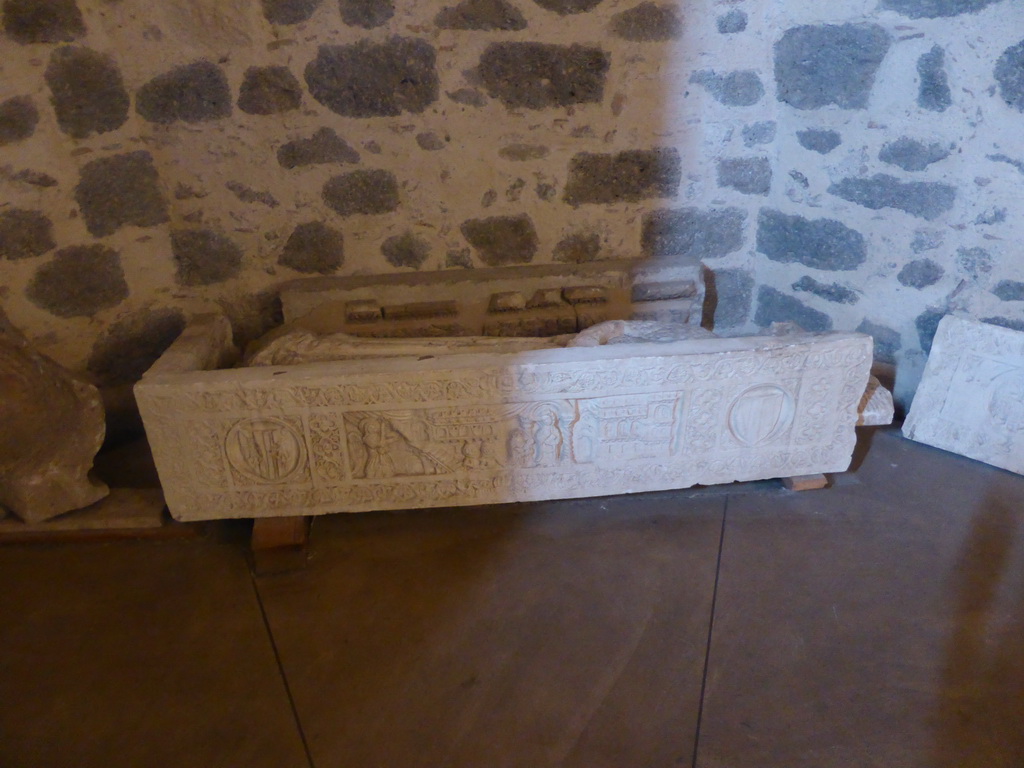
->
[[774, 24, 890, 110], [382, 232, 430, 269], [709, 268, 753, 328], [690, 70, 764, 106], [917, 45, 951, 112], [436, 0, 526, 30], [171, 229, 243, 287], [278, 128, 360, 168], [339, 0, 394, 28], [881, 0, 1003, 18], [610, 2, 682, 42], [26, 245, 128, 318], [792, 276, 859, 305], [796, 128, 841, 154], [74, 151, 169, 237], [993, 280, 1024, 302], [45, 46, 129, 139], [879, 137, 950, 171], [904, 315, 1024, 475], [261, 0, 321, 24], [136, 317, 874, 521], [2, 0, 84, 44], [279, 222, 344, 274], [461, 215, 538, 265], [479, 43, 609, 109], [642, 208, 745, 261], [564, 149, 681, 205], [532, 0, 603, 15], [756, 209, 866, 271], [136, 60, 232, 124], [995, 40, 1024, 112], [716, 157, 771, 196], [897, 258, 944, 288], [754, 286, 833, 332], [0, 95, 38, 145], [0, 209, 55, 261], [828, 174, 956, 220], [323, 170, 400, 216], [305, 39, 438, 117], [1, 315, 107, 523], [238, 66, 302, 115]]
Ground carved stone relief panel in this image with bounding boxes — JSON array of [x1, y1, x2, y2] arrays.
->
[[904, 315, 1024, 475]]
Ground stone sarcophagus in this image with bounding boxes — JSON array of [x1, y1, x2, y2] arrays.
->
[[136, 315, 875, 522]]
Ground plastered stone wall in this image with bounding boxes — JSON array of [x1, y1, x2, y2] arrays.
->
[[1, 0, 1022, 416]]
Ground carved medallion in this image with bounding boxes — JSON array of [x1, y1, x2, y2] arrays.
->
[[225, 417, 306, 483], [727, 384, 794, 446]]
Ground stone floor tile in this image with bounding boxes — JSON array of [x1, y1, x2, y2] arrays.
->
[[0, 540, 309, 768], [257, 493, 725, 768], [697, 428, 1024, 768]]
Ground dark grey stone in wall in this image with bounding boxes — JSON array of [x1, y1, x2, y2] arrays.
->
[[500, 143, 549, 161], [742, 121, 776, 147], [171, 229, 243, 286], [2, 0, 84, 44], [532, 0, 604, 15], [995, 40, 1024, 112], [460, 214, 537, 265], [710, 268, 754, 328], [279, 221, 344, 273], [226, 181, 279, 208], [479, 43, 609, 109], [44, 46, 129, 139], [610, 2, 682, 42], [416, 131, 446, 150], [447, 88, 488, 106], [12, 169, 58, 187], [754, 286, 833, 332], [716, 9, 747, 33], [756, 209, 866, 270], [238, 66, 302, 115], [323, 170, 399, 215], [87, 308, 186, 386], [993, 280, 1024, 301], [75, 151, 169, 237], [956, 246, 992, 277], [911, 229, 943, 252], [690, 70, 764, 106], [917, 45, 951, 112], [716, 157, 771, 196], [828, 174, 956, 220], [554, 232, 601, 263], [26, 245, 128, 318], [774, 24, 890, 110], [856, 319, 901, 364], [983, 316, 1024, 332], [305, 39, 438, 117], [261, 0, 321, 24], [796, 128, 841, 154], [382, 231, 430, 269], [897, 258, 943, 288], [339, 0, 394, 28], [136, 60, 232, 124], [879, 137, 950, 171], [975, 207, 1007, 225], [880, 0, 1003, 18], [436, 0, 526, 30], [278, 127, 360, 168], [0, 95, 38, 145], [987, 153, 1024, 175], [915, 307, 946, 352], [641, 207, 746, 262], [0, 209, 55, 260], [564, 148, 681, 205], [792, 276, 859, 304]]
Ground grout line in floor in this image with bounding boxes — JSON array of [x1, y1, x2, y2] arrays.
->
[[249, 567, 318, 768], [691, 495, 729, 768]]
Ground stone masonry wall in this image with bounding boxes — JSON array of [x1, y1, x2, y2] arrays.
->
[[1, 0, 1022, 417]]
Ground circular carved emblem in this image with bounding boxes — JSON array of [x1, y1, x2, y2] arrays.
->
[[225, 417, 305, 483], [988, 373, 1024, 435], [727, 385, 795, 446]]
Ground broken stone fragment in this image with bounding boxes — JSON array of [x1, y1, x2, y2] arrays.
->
[[0, 313, 108, 523]]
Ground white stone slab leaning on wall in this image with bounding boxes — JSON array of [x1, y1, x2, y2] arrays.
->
[[903, 315, 1024, 475], [136, 315, 885, 522]]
